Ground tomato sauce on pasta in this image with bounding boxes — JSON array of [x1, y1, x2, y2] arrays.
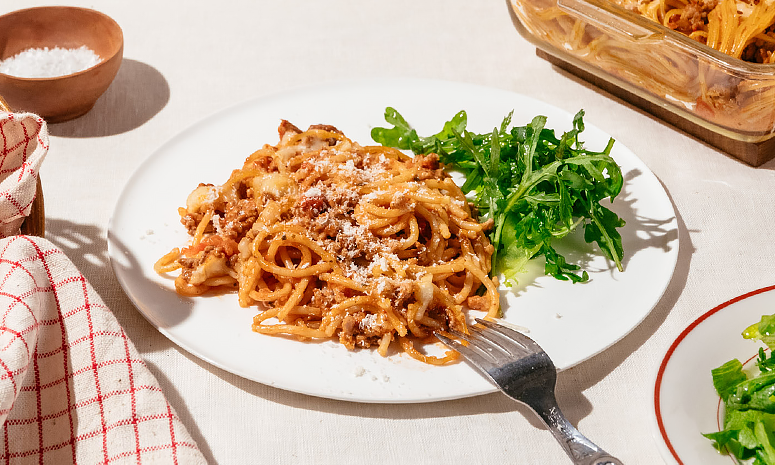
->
[[155, 121, 500, 365]]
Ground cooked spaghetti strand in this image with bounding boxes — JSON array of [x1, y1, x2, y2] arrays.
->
[[155, 120, 500, 364]]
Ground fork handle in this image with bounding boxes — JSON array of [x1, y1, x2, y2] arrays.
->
[[536, 402, 624, 465]]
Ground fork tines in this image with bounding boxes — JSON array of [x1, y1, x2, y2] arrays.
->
[[435, 318, 541, 371]]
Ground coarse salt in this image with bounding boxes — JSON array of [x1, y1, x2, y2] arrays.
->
[[0, 46, 103, 78]]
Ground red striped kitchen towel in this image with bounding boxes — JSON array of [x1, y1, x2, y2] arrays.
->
[[0, 112, 46, 237], [0, 111, 207, 464]]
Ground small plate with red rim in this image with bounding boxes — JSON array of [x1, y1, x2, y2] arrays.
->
[[653, 285, 775, 464]]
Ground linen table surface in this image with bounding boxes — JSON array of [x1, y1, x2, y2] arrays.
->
[[2, 1, 775, 464]]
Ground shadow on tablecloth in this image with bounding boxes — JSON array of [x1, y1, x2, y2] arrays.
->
[[42, 217, 180, 342], [48, 59, 170, 137]]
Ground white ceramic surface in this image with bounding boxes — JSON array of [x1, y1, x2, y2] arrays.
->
[[653, 285, 775, 464], [108, 78, 679, 403]]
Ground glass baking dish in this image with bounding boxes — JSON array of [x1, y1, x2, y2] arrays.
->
[[509, 0, 775, 165]]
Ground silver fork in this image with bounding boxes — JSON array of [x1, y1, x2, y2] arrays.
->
[[436, 318, 624, 465]]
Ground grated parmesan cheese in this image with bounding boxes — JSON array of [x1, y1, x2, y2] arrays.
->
[[304, 186, 322, 197], [212, 214, 224, 235]]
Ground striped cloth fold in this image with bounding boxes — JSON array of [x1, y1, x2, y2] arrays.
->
[[0, 112, 47, 238], [0, 111, 207, 464]]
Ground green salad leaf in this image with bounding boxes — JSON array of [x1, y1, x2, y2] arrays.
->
[[744, 314, 775, 351], [711, 359, 748, 401], [371, 107, 625, 287], [705, 314, 775, 464]]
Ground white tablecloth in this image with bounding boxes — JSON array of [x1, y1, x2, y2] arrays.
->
[[3, 1, 774, 463]]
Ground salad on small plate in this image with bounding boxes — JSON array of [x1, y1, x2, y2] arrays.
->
[[654, 285, 775, 464]]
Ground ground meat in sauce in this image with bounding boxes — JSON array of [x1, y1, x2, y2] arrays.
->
[[339, 315, 359, 349], [180, 213, 201, 235], [278, 120, 302, 139], [668, 0, 714, 34], [390, 280, 415, 314], [221, 199, 259, 239], [466, 295, 492, 312], [742, 41, 774, 63], [177, 246, 226, 278], [418, 152, 440, 170], [308, 124, 343, 135], [172, 121, 497, 353], [411, 154, 446, 181], [297, 192, 328, 215], [338, 312, 391, 349], [701, 85, 740, 114]]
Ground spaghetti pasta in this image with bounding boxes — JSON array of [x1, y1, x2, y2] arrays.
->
[[155, 121, 500, 365], [633, 0, 775, 63], [510, 0, 775, 135]]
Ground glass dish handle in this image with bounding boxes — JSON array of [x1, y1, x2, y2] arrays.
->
[[556, 0, 660, 41]]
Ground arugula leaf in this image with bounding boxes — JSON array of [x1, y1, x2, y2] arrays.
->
[[370, 107, 467, 155], [371, 107, 625, 287]]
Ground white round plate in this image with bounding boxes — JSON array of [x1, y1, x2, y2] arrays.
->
[[108, 78, 679, 403], [653, 285, 775, 464]]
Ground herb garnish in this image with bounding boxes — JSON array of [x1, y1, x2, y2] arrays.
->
[[705, 314, 775, 464], [371, 107, 625, 286]]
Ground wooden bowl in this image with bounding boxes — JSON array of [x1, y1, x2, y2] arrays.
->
[[0, 7, 123, 123]]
